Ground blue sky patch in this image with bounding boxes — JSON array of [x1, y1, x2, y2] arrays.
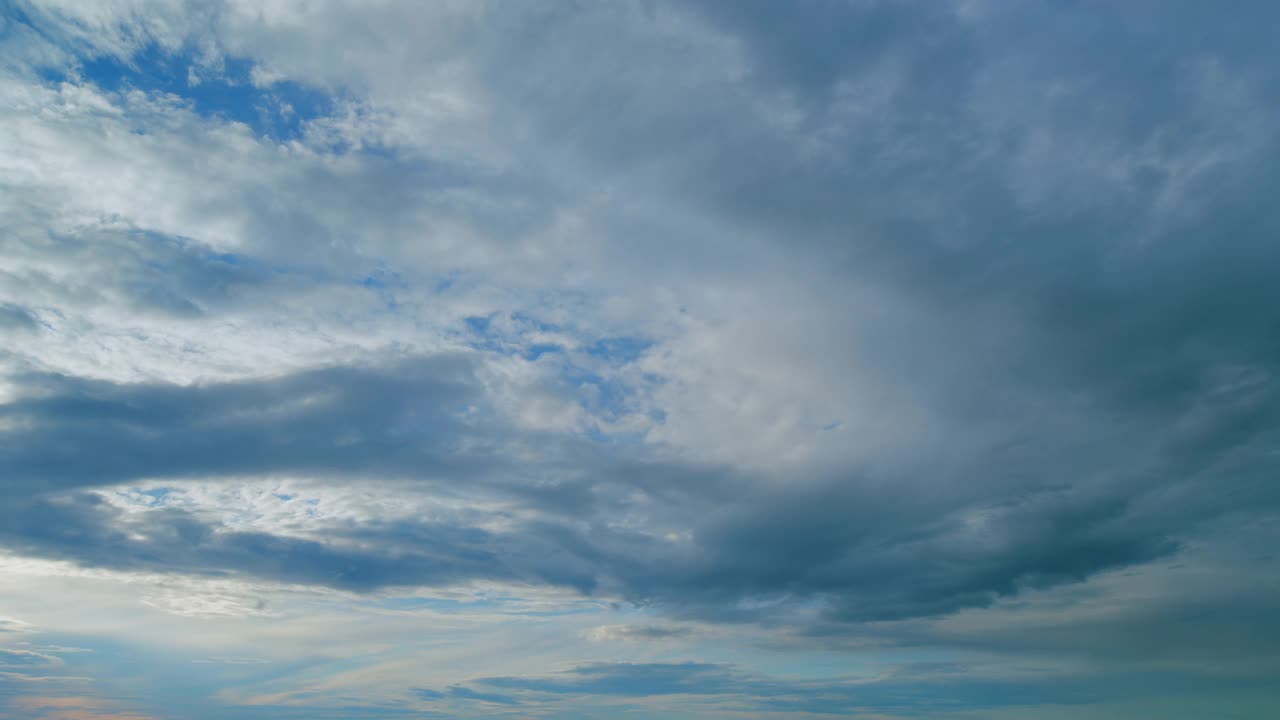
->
[[583, 336, 653, 364], [462, 314, 494, 335], [34, 38, 334, 141]]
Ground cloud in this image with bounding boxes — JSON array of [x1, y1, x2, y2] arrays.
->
[[0, 649, 61, 668], [0, 489, 601, 595], [441, 660, 1275, 716], [0, 617, 33, 635], [0, 357, 481, 494], [7, 696, 158, 720], [0, 347, 1273, 628], [440, 685, 520, 706], [478, 661, 742, 697], [584, 624, 692, 642], [0, 303, 40, 332], [3, 1, 1280, 718]]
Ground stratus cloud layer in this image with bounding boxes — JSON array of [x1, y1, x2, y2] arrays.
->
[[2, 1, 1279, 718]]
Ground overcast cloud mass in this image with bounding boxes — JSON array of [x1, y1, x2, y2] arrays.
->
[[1, 1, 1279, 718]]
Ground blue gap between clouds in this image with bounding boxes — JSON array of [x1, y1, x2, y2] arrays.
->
[[461, 313, 660, 442], [33, 36, 332, 141]]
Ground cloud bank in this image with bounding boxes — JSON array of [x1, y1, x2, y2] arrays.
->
[[1, 1, 1278, 718]]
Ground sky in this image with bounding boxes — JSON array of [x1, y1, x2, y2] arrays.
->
[[1, 0, 1278, 718]]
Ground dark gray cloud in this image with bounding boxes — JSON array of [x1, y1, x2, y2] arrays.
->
[[0, 492, 599, 594], [0, 346, 1276, 628], [474, 0, 1280, 431], [0, 356, 483, 495]]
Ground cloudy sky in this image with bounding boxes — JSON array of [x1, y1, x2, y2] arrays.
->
[[1, 1, 1278, 718]]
